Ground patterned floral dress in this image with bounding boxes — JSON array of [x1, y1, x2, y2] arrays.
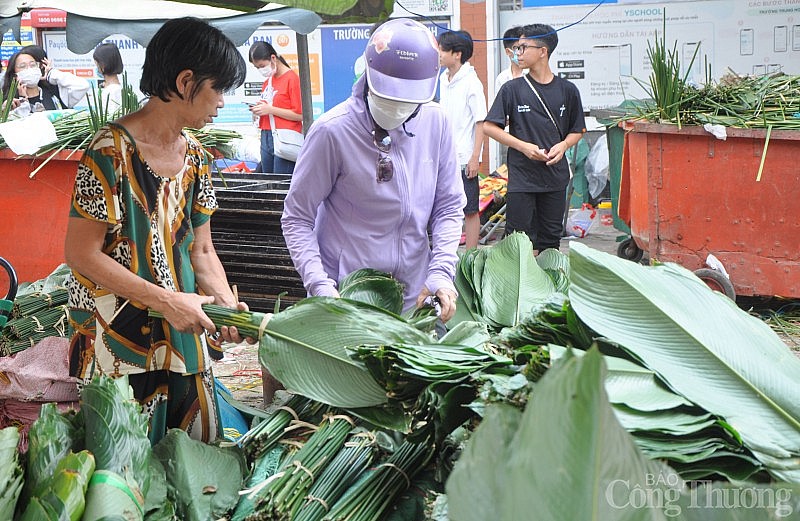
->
[[67, 123, 222, 444]]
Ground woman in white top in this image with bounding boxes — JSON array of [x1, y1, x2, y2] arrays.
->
[[93, 43, 124, 114], [1, 46, 90, 117]]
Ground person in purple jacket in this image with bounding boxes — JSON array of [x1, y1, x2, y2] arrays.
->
[[281, 17, 466, 323]]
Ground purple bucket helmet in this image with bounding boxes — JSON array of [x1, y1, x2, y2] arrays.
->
[[365, 18, 440, 103]]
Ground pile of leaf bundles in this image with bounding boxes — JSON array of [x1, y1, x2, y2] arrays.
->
[[244, 414, 357, 519], [568, 242, 800, 483], [0, 427, 23, 519], [80, 374, 151, 520], [151, 428, 247, 521], [11, 288, 68, 318], [292, 431, 378, 521], [350, 333, 512, 442], [18, 450, 95, 521], [494, 292, 593, 357], [449, 232, 557, 330], [22, 403, 84, 503], [188, 296, 434, 410], [323, 439, 435, 521], [238, 394, 323, 460], [1, 265, 70, 356], [630, 18, 800, 130]]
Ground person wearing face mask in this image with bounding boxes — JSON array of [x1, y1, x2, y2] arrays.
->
[[1, 47, 90, 118], [493, 26, 527, 168], [494, 26, 528, 94], [280, 18, 465, 393], [247, 40, 303, 174]]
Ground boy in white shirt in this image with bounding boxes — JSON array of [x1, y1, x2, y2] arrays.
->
[[495, 26, 527, 93], [438, 30, 488, 250]]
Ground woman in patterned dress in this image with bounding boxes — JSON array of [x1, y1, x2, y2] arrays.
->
[[64, 17, 254, 445]]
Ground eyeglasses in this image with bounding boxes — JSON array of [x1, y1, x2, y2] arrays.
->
[[373, 129, 393, 183], [511, 44, 544, 55], [15, 61, 40, 71]]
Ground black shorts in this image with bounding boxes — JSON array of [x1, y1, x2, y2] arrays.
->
[[462, 167, 479, 215]]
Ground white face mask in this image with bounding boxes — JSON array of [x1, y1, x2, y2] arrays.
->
[[367, 91, 419, 130], [258, 65, 275, 78], [17, 67, 42, 86]]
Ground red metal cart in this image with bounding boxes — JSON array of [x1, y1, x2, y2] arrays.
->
[[617, 120, 800, 299], [0, 150, 79, 284]]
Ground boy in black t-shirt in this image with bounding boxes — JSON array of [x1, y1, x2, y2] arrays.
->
[[484, 23, 586, 252]]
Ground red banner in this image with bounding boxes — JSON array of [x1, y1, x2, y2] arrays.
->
[[30, 8, 67, 28]]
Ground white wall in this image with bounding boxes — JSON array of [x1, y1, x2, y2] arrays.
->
[[495, 0, 800, 110]]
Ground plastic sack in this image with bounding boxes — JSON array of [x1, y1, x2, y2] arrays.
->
[[566, 203, 597, 238], [229, 137, 262, 164], [585, 138, 609, 199]]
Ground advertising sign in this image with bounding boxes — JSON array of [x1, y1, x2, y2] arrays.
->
[[500, 0, 800, 109]]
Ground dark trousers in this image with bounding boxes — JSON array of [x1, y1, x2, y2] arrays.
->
[[504, 190, 566, 251]]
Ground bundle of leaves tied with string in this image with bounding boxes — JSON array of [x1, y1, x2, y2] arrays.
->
[[243, 414, 357, 520]]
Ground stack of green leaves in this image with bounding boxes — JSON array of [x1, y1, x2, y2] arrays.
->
[[238, 394, 322, 461], [203, 297, 432, 410], [686, 73, 800, 130], [448, 232, 557, 330], [324, 439, 435, 521], [631, 20, 800, 130], [81, 375, 151, 519], [0, 427, 23, 519], [19, 451, 95, 521], [151, 429, 247, 521], [495, 292, 593, 358], [1, 266, 70, 356], [350, 343, 511, 405], [293, 431, 378, 521], [22, 403, 84, 506], [246, 415, 357, 519], [349, 321, 511, 442], [339, 268, 404, 316], [550, 346, 765, 482], [568, 242, 800, 483]]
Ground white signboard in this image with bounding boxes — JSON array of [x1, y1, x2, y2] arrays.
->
[[499, 0, 800, 109], [42, 28, 325, 124]]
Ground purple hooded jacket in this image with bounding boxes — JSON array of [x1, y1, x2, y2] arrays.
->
[[281, 75, 466, 311]]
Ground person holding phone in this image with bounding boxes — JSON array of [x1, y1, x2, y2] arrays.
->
[[1, 46, 90, 117], [247, 41, 303, 174]]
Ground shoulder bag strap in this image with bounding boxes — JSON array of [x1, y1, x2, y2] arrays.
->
[[523, 75, 573, 179], [266, 76, 278, 131], [523, 75, 562, 139]]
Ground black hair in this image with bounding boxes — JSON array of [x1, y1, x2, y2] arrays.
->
[[2, 50, 43, 99], [520, 23, 558, 56], [248, 40, 290, 69], [140, 17, 246, 102], [93, 43, 124, 76], [437, 30, 474, 64], [502, 26, 524, 51], [21, 44, 47, 62]]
